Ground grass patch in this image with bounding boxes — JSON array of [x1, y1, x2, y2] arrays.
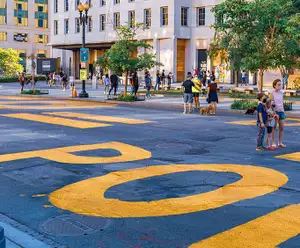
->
[[117, 95, 136, 102], [231, 100, 258, 110], [21, 90, 48, 95], [0, 75, 46, 83], [228, 91, 256, 99]]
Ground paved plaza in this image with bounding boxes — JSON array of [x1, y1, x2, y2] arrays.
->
[[0, 93, 299, 248]]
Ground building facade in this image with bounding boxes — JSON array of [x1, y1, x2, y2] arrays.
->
[[51, 0, 233, 82], [0, 0, 50, 73]]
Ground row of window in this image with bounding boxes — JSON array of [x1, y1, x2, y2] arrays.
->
[[0, 32, 48, 43], [0, 0, 48, 27], [54, 6, 206, 35]]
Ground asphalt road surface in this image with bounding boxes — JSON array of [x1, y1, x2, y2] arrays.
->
[[0, 96, 300, 248]]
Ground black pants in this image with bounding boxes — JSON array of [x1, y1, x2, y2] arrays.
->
[[134, 85, 139, 95], [109, 85, 117, 95]]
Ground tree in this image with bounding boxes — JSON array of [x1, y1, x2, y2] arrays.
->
[[97, 23, 161, 95], [210, 0, 300, 91], [0, 48, 24, 76]]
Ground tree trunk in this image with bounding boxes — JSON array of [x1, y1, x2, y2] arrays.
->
[[124, 71, 128, 95], [234, 70, 239, 87], [259, 69, 264, 92]]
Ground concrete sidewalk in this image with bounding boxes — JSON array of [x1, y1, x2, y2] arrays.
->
[[0, 214, 66, 248], [0, 82, 299, 117]]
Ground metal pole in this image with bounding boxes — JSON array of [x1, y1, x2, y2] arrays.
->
[[79, 11, 89, 98]]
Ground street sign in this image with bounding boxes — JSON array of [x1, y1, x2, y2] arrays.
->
[[80, 48, 89, 63], [80, 69, 88, 80]]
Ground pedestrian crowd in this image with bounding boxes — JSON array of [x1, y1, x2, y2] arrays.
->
[[182, 70, 218, 115]]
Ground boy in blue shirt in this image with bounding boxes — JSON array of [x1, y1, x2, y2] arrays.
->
[[256, 93, 268, 151]]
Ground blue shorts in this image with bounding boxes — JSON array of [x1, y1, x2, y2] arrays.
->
[[184, 93, 193, 103], [276, 111, 286, 120]]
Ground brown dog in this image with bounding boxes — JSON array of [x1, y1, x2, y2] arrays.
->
[[200, 105, 213, 116]]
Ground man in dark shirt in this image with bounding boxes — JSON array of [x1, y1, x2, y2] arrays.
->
[[109, 74, 119, 95], [182, 72, 194, 114]]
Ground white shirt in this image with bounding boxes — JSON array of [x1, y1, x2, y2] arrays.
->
[[271, 89, 284, 112]]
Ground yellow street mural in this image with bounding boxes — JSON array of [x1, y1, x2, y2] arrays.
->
[[189, 204, 300, 248], [276, 152, 300, 162], [1, 113, 111, 129], [43, 112, 152, 124], [225, 119, 300, 127], [0, 96, 117, 110], [0, 142, 152, 164], [49, 164, 288, 218]]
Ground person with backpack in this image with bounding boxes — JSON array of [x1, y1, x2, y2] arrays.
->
[[62, 72, 68, 91]]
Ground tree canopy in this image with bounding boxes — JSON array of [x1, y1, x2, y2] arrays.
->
[[96, 23, 160, 94], [0, 48, 24, 76], [209, 0, 300, 91]]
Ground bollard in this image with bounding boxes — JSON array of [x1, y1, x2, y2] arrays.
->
[[0, 226, 5, 248]]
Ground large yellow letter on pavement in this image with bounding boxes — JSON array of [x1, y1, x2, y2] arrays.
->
[[189, 204, 300, 248], [49, 164, 288, 218], [0, 142, 151, 164]]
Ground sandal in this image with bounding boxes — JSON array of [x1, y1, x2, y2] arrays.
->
[[278, 144, 287, 148]]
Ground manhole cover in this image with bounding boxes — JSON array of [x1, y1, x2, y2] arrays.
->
[[156, 142, 192, 149], [40, 214, 114, 236], [185, 148, 210, 155]]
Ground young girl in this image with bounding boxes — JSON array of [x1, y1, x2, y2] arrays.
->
[[266, 100, 277, 151], [256, 93, 268, 152]]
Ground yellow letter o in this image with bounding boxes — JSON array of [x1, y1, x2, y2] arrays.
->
[[49, 164, 288, 218]]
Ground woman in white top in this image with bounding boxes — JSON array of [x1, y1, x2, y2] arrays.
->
[[270, 79, 286, 148]]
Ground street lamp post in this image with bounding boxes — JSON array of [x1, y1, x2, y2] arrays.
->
[[77, 2, 89, 98]]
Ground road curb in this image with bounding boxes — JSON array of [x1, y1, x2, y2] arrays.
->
[[0, 226, 5, 248], [2, 93, 299, 118]]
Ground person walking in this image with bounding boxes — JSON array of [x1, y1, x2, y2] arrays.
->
[[130, 72, 135, 95], [207, 78, 218, 115], [133, 72, 139, 96], [192, 74, 201, 111], [155, 71, 161, 90], [109, 73, 118, 95], [104, 74, 110, 94], [241, 70, 247, 86], [161, 70, 166, 87], [182, 72, 194, 115], [270, 79, 286, 148], [202, 71, 207, 87], [18, 72, 25, 92], [167, 72, 172, 90], [145, 72, 152, 98], [62, 72, 68, 91]]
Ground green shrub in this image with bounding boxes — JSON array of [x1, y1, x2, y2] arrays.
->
[[21, 90, 48, 95], [0, 76, 18, 83], [229, 91, 255, 99], [117, 95, 136, 102], [0, 75, 46, 83], [231, 100, 258, 110]]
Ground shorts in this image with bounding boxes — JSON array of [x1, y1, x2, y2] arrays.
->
[[267, 126, 273, 134], [276, 111, 286, 120], [184, 93, 193, 103], [193, 93, 200, 97]]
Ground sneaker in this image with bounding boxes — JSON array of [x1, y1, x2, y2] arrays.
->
[[256, 147, 266, 152], [278, 143, 287, 148], [183, 111, 186, 115], [267, 146, 275, 151]]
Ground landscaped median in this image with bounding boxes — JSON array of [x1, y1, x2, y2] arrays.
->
[[231, 99, 293, 111], [21, 89, 49, 95]]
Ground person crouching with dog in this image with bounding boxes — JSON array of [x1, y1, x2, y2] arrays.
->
[[256, 93, 268, 152]]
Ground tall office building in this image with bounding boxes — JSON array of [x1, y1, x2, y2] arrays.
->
[[0, 0, 50, 73], [51, 0, 234, 82]]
